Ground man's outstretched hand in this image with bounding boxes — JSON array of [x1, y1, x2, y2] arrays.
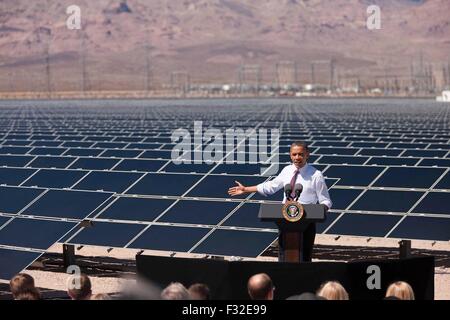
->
[[228, 181, 246, 196]]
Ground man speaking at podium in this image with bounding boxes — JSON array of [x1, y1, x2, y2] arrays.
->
[[228, 141, 332, 262]]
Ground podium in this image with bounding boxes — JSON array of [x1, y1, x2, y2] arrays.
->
[[258, 202, 326, 263]]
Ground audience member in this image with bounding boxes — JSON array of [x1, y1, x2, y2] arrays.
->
[[15, 289, 41, 300], [91, 293, 112, 300], [316, 281, 349, 300], [286, 292, 325, 300], [247, 273, 275, 300], [10, 273, 40, 300], [67, 274, 92, 300], [161, 282, 190, 300], [117, 276, 161, 300], [385, 281, 415, 300], [188, 283, 210, 300]]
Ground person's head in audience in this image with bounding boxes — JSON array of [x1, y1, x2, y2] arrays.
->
[[10, 273, 40, 300], [286, 292, 325, 300], [15, 289, 41, 300], [188, 283, 210, 300], [91, 293, 112, 300], [385, 281, 415, 300], [317, 281, 349, 300], [247, 273, 274, 300], [117, 276, 161, 300], [161, 282, 190, 300], [67, 274, 92, 300]]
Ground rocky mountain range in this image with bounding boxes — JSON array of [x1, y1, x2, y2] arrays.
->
[[0, 0, 449, 91]]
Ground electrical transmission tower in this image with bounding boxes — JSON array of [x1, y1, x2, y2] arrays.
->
[[170, 71, 190, 94], [310, 59, 335, 91], [276, 61, 298, 88], [238, 64, 261, 93]]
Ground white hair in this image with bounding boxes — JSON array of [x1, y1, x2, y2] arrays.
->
[[161, 282, 190, 300]]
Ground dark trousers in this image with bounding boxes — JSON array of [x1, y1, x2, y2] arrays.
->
[[278, 223, 316, 262]]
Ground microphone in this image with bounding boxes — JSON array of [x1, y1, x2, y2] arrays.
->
[[293, 183, 303, 201], [284, 184, 292, 201]]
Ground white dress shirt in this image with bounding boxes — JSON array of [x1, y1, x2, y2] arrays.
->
[[256, 163, 332, 208]]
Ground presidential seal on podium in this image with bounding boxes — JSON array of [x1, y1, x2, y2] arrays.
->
[[281, 201, 304, 222]]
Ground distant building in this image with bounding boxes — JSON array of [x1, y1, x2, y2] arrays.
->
[[436, 90, 450, 102], [303, 84, 328, 93]]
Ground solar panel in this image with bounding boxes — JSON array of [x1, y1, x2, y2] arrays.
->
[[93, 142, 128, 149], [317, 155, 369, 165], [326, 213, 402, 237], [324, 166, 384, 186], [428, 144, 450, 150], [350, 142, 388, 148], [64, 148, 104, 157], [30, 141, 62, 147], [222, 203, 276, 229], [5, 134, 30, 140], [30, 135, 56, 141], [418, 159, 450, 167], [139, 150, 173, 159], [162, 162, 213, 173], [0, 155, 33, 167], [0, 248, 42, 281], [412, 192, 450, 215], [358, 149, 403, 156], [100, 149, 142, 158], [0, 217, 76, 249], [345, 137, 379, 142], [3, 140, 31, 147], [0, 215, 11, 227], [68, 158, 120, 170], [366, 157, 420, 166], [97, 197, 174, 221], [317, 147, 359, 155], [68, 221, 146, 248], [0, 99, 449, 280], [27, 156, 77, 169], [128, 225, 211, 252], [58, 136, 85, 142], [126, 173, 202, 196], [350, 190, 424, 212], [191, 229, 277, 258], [62, 142, 94, 148], [389, 216, 450, 241], [313, 141, 350, 147], [373, 167, 446, 189], [272, 154, 288, 163], [73, 171, 143, 193], [114, 137, 144, 143], [402, 150, 447, 157], [390, 143, 428, 149], [316, 212, 340, 233], [328, 189, 363, 210], [28, 147, 66, 155], [212, 163, 268, 175], [86, 136, 114, 142], [113, 159, 166, 172], [186, 175, 268, 199], [1, 168, 37, 187], [22, 169, 88, 189], [158, 200, 239, 225], [22, 190, 112, 219], [434, 172, 450, 190]]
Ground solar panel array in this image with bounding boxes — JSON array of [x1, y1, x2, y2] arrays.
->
[[0, 99, 449, 280]]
